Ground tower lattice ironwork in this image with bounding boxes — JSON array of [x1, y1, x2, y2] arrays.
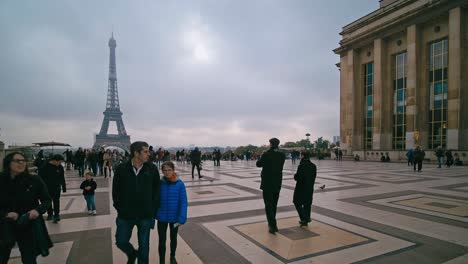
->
[[93, 33, 131, 151]]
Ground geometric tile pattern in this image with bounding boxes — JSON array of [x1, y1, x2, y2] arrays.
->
[[26, 160, 468, 263], [369, 194, 468, 220]]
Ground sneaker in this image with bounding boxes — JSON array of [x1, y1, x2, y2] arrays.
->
[[170, 257, 178, 264], [92, 210, 97, 215], [88, 210, 92, 215]]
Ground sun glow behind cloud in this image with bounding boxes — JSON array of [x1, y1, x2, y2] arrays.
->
[[182, 16, 216, 64]]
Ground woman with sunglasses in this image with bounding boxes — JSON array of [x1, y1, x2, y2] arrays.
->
[[0, 152, 52, 264]]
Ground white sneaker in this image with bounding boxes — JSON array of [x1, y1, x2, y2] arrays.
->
[[92, 210, 97, 215], [88, 210, 92, 215]]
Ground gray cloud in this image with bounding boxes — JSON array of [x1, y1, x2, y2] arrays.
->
[[0, 0, 377, 147]]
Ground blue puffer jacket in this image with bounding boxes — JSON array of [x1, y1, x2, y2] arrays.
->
[[157, 177, 188, 224]]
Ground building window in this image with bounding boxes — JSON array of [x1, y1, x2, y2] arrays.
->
[[392, 52, 407, 150], [364, 62, 374, 150], [429, 39, 448, 149]]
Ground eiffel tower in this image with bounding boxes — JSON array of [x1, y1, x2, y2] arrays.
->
[[93, 33, 131, 151]]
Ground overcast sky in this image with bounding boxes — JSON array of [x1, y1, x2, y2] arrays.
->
[[0, 0, 377, 148]]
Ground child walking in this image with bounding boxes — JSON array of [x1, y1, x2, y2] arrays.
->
[[157, 161, 188, 264], [80, 171, 97, 215]]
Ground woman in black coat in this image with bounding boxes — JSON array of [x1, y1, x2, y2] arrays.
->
[[293, 150, 317, 227], [0, 152, 52, 264]]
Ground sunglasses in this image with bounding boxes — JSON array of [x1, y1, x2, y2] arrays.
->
[[12, 159, 26, 164]]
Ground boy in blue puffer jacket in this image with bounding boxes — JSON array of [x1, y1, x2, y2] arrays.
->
[[157, 161, 188, 264]]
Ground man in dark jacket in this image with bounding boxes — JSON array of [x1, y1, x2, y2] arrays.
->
[[413, 146, 425, 172], [98, 148, 105, 176], [293, 150, 317, 226], [39, 155, 66, 223], [190, 147, 203, 179], [256, 138, 286, 234], [112, 141, 160, 264], [74, 148, 86, 177], [87, 149, 99, 176]]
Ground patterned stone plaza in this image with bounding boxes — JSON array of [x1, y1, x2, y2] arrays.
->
[[7, 160, 468, 263]]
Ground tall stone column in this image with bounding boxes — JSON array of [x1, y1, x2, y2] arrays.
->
[[340, 50, 359, 154], [372, 38, 391, 150], [406, 24, 419, 149], [447, 7, 462, 150], [372, 39, 383, 150]]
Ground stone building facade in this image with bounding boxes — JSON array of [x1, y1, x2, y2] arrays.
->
[[334, 0, 468, 161]]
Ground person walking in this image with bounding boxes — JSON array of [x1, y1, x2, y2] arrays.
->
[[112, 141, 161, 264], [435, 146, 444, 168], [406, 148, 414, 166], [39, 155, 66, 223], [87, 149, 99, 176], [98, 148, 105, 176], [0, 152, 53, 264], [157, 148, 164, 167], [103, 149, 113, 178], [190, 147, 203, 179], [80, 172, 97, 216], [216, 149, 221, 167], [74, 147, 86, 177], [63, 149, 73, 171], [157, 161, 188, 264], [445, 149, 454, 168], [256, 138, 286, 234], [293, 150, 317, 226], [413, 146, 425, 172]]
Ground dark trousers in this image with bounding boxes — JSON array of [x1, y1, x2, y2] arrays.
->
[[294, 201, 312, 223], [191, 163, 201, 178], [157, 222, 179, 262], [407, 158, 413, 166], [76, 164, 84, 177], [47, 193, 61, 217], [0, 226, 37, 264], [98, 162, 104, 175], [90, 163, 98, 176], [115, 217, 153, 264], [216, 159, 220, 166], [414, 160, 423, 171], [262, 191, 280, 229]]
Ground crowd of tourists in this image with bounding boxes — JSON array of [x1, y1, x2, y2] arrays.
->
[[4, 137, 467, 263]]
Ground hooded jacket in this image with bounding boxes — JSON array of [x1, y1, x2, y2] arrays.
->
[[156, 176, 188, 224]]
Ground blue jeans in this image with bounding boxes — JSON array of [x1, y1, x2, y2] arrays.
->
[[437, 156, 443, 168], [115, 217, 154, 264], [84, 195, 96, 211]]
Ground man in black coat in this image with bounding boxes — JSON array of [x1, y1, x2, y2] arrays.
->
[[256, 138, 286, 234], [39, 155, 66, 223], [87, 149, 99, 176], [190, 147, 203, 179], [112, 141, 160, 264], [293, 150, 317, 226], [74, 148, 86, 177]]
